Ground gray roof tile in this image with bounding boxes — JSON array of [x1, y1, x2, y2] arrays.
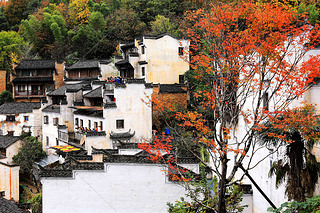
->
[[42, 105, 60, 113], [0, 102, 41, 114], [66, 61, 99, 70], [15, 60, 55, 70], [0, 198, 24, 213], [83, 87, 102, 98], [0, 136, 20, 149], [159, 84, 187, 94]]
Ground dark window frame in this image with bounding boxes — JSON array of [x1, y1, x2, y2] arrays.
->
[[6, 115, 15, 122], [53, 118, 59, 126], [44, 116, 49, 124], [141, 67, 145, 76], [178, 47, 184, 56], [116, 119, 124, 129]]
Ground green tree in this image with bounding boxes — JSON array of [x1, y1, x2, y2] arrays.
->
[[122, 0, 178, 24], [71, 11, 109, 59], [20, 4, 69, 58], [150, 15, 178, 36], [30, 193, 42, 213], [13, 136, 47, 175], [3, 0, 29, 29], [0, 31, 27, 70], [297, 3, 319, 25], [268, 195, 320, 213], [0, 91, 14, 105], [0, 8, 10, 31], [105, 7, 146, 42]]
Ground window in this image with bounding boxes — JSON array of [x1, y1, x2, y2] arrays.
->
[[116, 119, 124, 129], [141, 46, 145, 54], [178, 47, 184, 56], [18, 85, 25, 92], [6, 115, 15, 122], [46, 136, 49, 147], [100, 121, 103, 131], [75, 118, 79, 126], [7, 131, 14, 136], [88, 120, 91, 129], [80, 119, 83, 127], [53, 118, 59, 126], [24, 116, 29, 122], [44, 116, 49, 124], [0, 148, 5, 156], [263, 92, 269, 111], [141, 67, 145, 76], [94, 122, 98, 130], [179, 75, 184, 84]]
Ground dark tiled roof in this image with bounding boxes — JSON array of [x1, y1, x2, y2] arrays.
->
[[127, 79, 145, 84], [42, 105, 60, 113], [143, 33, 182, 40], [74, 109, 103, 118], [129, 52, 139, 57], [0, 102, 41, 114], [64, 77, 98, 81], [0, 198, 24, 213], [40, 158, 104, 178], [0, 136, 20, 149], [47, 83, 90, 96], [104, 103, 117, 108], [15, 60, 55, 70], [138, 61, 147, 65], [12, 76, 54, 83], [66, 61, 99, 70], [110, 130, 135, 139], [85, 131, 106, 137], [83, 87, 102, 98], [115, 59, 129, 66], [159, 84, 187, 94]]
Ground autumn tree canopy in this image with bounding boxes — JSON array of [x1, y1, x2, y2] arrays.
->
[[139, 2, 320, 212]]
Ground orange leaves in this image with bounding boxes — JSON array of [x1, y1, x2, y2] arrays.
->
[[68, 0, 91, 25], [263, 104, 320, 144]]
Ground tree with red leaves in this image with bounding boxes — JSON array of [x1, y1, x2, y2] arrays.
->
[[139, 2, 320, 212]]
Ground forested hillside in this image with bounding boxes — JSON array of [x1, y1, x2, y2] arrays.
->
[[0, 0, 319, 69]]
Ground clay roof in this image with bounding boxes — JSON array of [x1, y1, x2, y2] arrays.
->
[[15, 60, 55, 70], [0, 198, 25, 213], [0, 102, 40, 114], [66, 61, 99, 70], [159, 84, 187, 94]]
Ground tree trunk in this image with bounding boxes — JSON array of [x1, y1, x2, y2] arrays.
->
[[218, 155, 227, 213]]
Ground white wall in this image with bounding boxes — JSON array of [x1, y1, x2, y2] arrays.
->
[[0, 112, 36, 136], [103, 83, 153, 146], [42, 163, 190, 213]]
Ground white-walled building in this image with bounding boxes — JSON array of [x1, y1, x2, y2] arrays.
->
[[0, 102, 42, 137], [0, 136, 23, 202], [223, 48, 320, 212], [116, 33, 190, 84], [41, 148, 199, 213]]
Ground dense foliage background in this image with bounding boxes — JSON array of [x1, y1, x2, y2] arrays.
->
[[0, 0, 319, 67]]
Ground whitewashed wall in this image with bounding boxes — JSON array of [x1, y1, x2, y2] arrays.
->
[[42, 163, 191, 213], [103, 83, 153, 146], [137, 35, 189, 84], [0, 112, 36, 136]]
